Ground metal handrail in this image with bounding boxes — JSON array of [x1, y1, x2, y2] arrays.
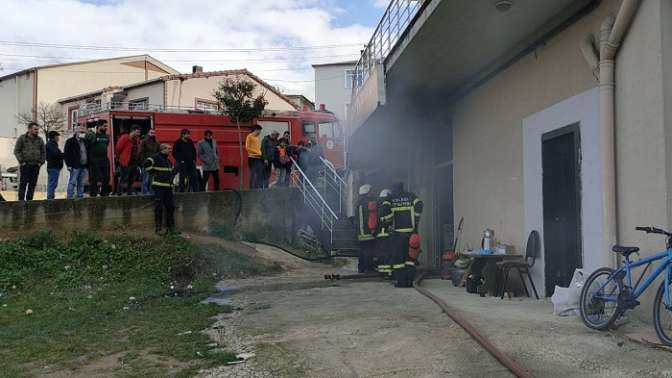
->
[[352, 0, 425, 94], [320, 157, 347, 187], [290, 157, 338, 221]]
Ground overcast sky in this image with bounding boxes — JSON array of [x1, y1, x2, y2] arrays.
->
[[0, 0, 388, 100]]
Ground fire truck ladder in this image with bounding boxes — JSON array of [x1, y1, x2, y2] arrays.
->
[[290, 157, 339, 255]]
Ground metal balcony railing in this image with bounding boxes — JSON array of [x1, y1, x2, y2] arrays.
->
[[79, 101, 221, 117], [352, 0, 426, 94]]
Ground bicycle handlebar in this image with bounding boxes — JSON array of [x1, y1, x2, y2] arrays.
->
[[636, 226, 671, 235]]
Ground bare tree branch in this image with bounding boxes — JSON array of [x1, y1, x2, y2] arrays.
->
[[16, 102, 66, 137]]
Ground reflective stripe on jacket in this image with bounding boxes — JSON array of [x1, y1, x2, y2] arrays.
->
[[145, 153, 174, 189]]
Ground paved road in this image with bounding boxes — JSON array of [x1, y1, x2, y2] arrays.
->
[[196, 243, 672, 378]]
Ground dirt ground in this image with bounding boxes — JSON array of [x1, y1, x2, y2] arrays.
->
[[197, 243, 672, 378]]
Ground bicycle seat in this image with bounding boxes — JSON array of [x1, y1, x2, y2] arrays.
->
[[612, 245, 640, 258]]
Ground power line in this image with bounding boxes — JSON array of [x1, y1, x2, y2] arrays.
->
[[0, 40, 364, 53], [0, 52, 360, 63], [0, 67, 347, 83]]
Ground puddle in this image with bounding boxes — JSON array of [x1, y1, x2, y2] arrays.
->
[[201, 296, 233, 306]]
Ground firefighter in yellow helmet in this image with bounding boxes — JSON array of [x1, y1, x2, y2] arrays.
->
[[385, 182, 423, 287], [355, 184, 376, 273]]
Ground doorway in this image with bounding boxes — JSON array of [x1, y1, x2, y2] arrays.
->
[[542, 125, 582, 296], [433, 163, 454, 268]]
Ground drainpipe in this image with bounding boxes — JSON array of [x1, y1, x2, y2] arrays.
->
[[581, 0, 640, 266]]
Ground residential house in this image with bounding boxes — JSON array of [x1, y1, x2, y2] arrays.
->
[[286, 94, 315, 111], [349, 0, 671, 319], [59, 67, 298, 119], [313, 61, 358, 124]]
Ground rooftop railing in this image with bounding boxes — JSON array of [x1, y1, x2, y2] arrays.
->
[[79, 101, 219, 117], [352, 0, 425, 95]]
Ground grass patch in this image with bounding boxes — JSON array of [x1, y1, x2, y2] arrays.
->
[[0, 232, 281, 377]]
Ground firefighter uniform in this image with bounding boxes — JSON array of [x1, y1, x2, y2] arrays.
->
[[375, 189, 393, 277], [145, 152, 176, 234], [355, 185, 376, 273], [384, 185, 423, 288]]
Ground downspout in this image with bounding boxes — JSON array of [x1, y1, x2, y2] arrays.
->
[[581, 0, 640, 266]]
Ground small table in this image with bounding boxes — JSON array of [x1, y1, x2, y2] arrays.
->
[[461, 253, 523, 296]]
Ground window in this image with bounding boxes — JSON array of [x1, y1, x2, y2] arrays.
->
[[319, 121, 343, 140], [303, 122, 316, 136], [129, 98, 148, 111], [345, 69, 362, 89], [318, 122, 334, 138], [257, 121, 290, 140], [195, 99, 219, 113], [69, 107, 79, 129]]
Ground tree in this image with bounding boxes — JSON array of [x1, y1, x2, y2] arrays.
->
[[17, 102, 66, 137], [214, 79, 268, 189]]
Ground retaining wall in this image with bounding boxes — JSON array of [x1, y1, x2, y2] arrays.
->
[[0, 189, 320, 253]]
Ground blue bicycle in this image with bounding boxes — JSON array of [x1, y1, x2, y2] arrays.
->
[[579, 226, 672, 345]]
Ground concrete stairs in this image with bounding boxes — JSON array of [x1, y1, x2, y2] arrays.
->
[[330, 217, 360, 257]]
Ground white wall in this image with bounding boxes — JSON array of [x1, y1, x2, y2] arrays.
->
[[0, 72, 34, 138], [314, 63, 355, 122], [523, 88, 608, 296], [126, 81, 165, 108]]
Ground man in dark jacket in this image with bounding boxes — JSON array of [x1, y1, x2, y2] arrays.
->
[[261, 130, 279, 188], [145, 144, 176, 234], [140, 128, 160, 195], [13, 122, 45, 201], [64, 125, 88, 199], [46, 130, 64, 200], [172, 128, 198, 192], [85, 120, 111, 197]]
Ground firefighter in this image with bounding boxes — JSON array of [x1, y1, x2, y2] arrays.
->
[[355, 184, 376, 273], [375, 189, 393, 278], [145, 144, 177, 234], [387, 182, 423, 288]]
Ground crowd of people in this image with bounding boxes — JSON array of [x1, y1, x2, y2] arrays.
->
[[12, 121, 231, 201], [12, 121, 329, 233], [244, 125, 325, 189]]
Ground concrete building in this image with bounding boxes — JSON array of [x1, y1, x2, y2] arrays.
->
[[286, 94, 315, 111], [0, 55, 178, 139], [313, 61, 358, 123], [349, 0, 672, 317], [59, 68, 298, 118]]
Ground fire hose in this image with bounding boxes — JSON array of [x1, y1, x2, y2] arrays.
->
[[413, 271, 532, 378]]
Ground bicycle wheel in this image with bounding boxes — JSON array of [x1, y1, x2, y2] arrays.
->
[[580, 267, 622, 330], [653, 279, 672, 346]]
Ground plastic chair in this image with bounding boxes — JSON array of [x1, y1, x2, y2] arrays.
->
[[497, 230, 540, 299]]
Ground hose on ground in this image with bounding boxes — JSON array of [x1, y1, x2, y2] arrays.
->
[[413, 271, 532, 378], [253, 240, 334, 262], [324, 273, 381, 280]]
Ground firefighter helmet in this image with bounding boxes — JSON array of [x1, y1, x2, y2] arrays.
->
[[359, 184, 372, 196]]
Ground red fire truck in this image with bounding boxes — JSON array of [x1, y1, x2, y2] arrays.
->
[[80, 106, 344, 190]]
